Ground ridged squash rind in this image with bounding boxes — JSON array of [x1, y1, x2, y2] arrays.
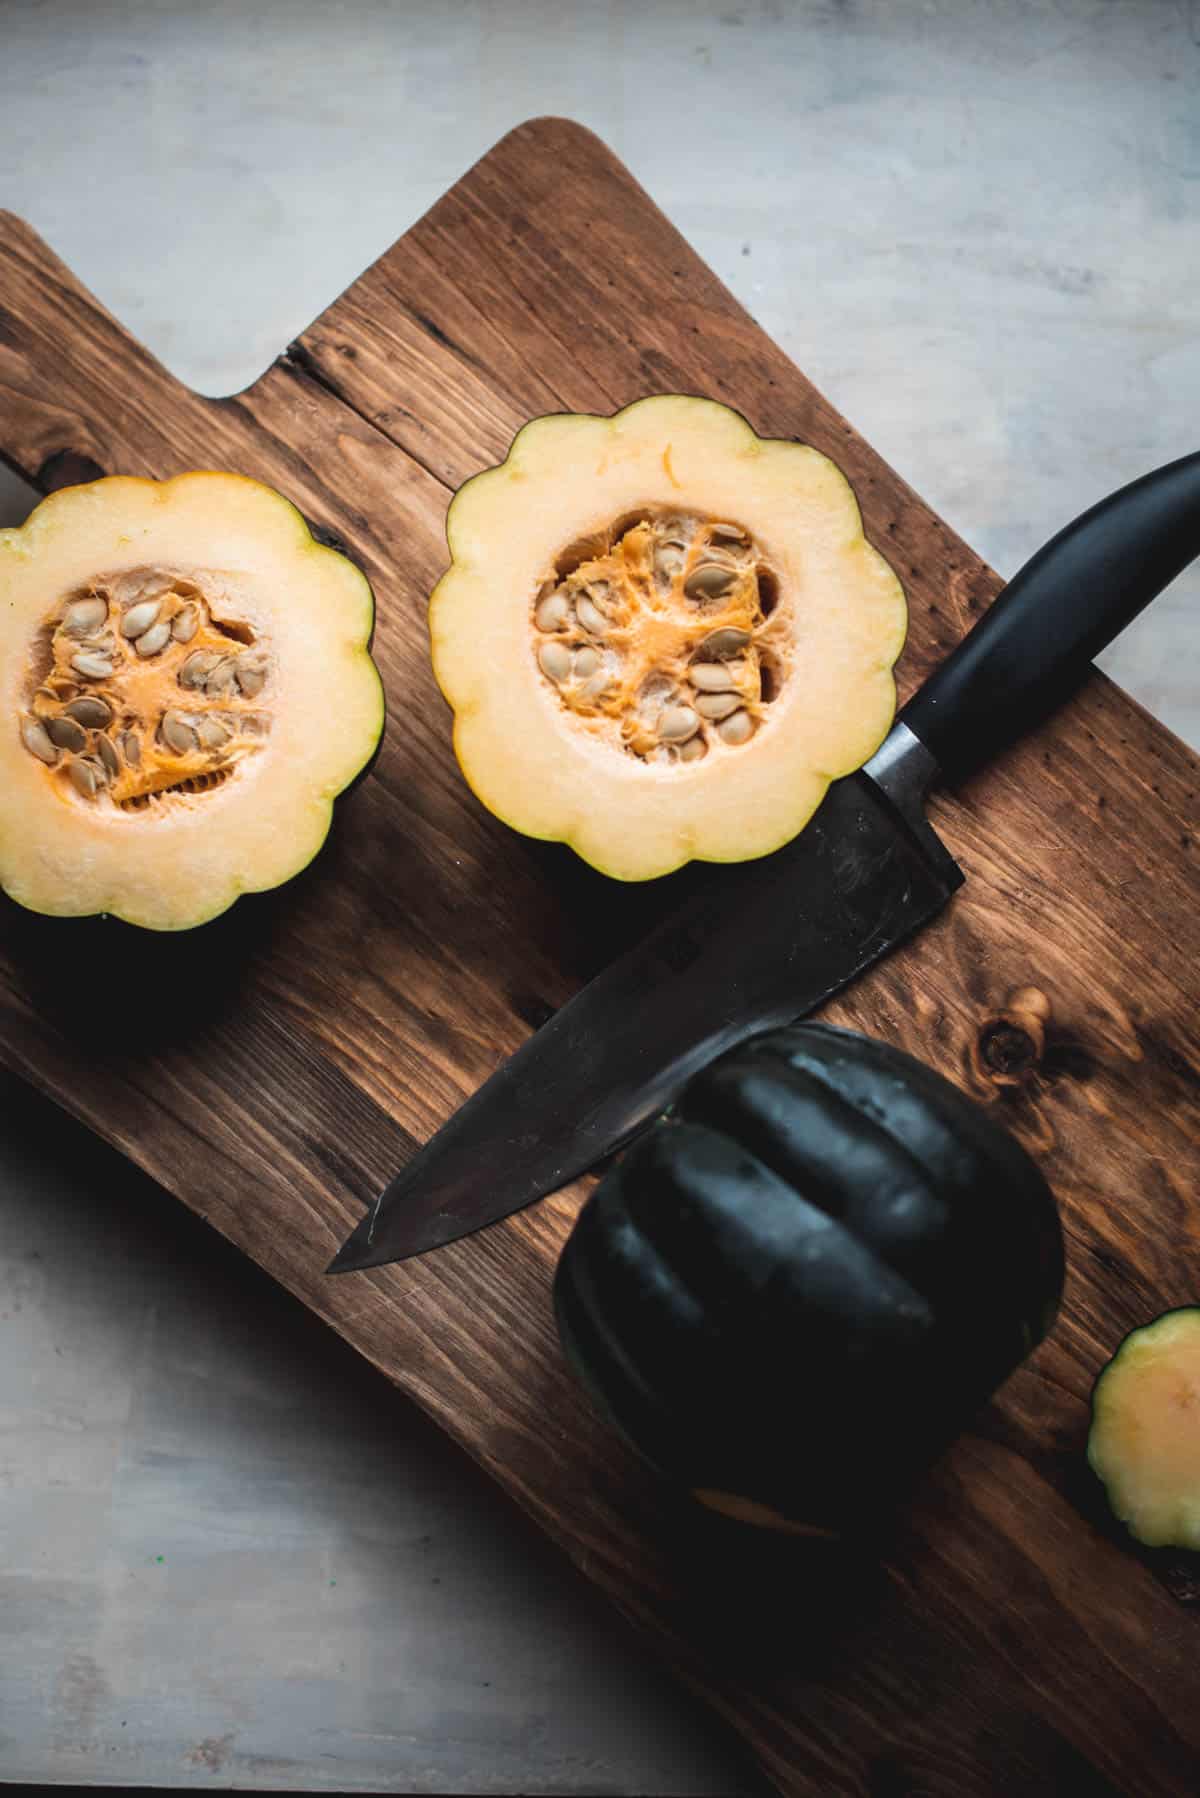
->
[[554, 1023, 1065, 1530], [0, 473, 384, 930], [430, 395, 906, 880]]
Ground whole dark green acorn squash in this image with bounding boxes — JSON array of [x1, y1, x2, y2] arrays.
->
[[553, 1023, 1065, 1533]]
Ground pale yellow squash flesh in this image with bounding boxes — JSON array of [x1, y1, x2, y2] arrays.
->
[[1088, 1308, 1200, 1550], [0, 473, 384, 930], [430, 395, 906, 880]]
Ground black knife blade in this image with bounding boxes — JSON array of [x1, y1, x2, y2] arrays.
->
[[329, 743, 958, 1270], [329, 449, 1200, 1274]]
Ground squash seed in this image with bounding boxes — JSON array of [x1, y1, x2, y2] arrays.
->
[[180, 650, 221, 689], [717, 709, 755, 745], [684, 563, 736, 603], [20, 715, 59, 765], [46, 715, 88, 752], [135, 619, 172, 658], [96, 733, 121, 779], [678, 734, 708, 762], [71, 650, 115, 679], [195, 713, 233, 751], [586, 579, 617, 614], [161, 709, 199, 755], [65, 695, 113, 728], [120, 730, 141, 766], [695, 691, 742, 721], [538, 641, 573, 683], [697, 627, 751, 660], [68, 755, 108, 798], [534, 586, 570, 632], [572, 647, 601, 681], [575, 594, 610, 637], [658, 704, 701, 743], [653, 541, 687, 587], [688, 662, 737, 692], [61, 596, 108, 637], [120, 598, 164, 639], [234, 654, 267, 698], [171, 603, 200, 642]]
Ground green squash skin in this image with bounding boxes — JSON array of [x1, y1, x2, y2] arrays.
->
[[553, 1023, 1065, 1530], [313, 532, 386, 805], [692, 1029, 1065, 1360]]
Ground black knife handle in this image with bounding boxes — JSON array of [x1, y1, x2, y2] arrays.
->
[[899, 451, 1200, 784]]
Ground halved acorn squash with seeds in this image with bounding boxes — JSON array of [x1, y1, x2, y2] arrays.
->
[[430, 395, 906, 880], [0, 473, 383, 930]]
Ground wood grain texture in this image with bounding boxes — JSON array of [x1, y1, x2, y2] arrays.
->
[[1, 119, 1198, 1797]]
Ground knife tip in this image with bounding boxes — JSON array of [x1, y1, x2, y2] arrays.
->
[[325, 1214, 376, 1275]]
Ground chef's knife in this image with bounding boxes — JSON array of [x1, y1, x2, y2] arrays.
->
[[329, 451, 1200, 1274]]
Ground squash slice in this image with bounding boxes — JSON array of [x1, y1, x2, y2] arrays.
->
[[1089, 1308, 1200, 1550]]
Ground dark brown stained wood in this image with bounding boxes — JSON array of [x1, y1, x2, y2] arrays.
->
[[1, 119, 1198, 1797]]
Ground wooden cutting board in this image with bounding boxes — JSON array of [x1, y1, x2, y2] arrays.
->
[[1, 119, 1198, 1797]]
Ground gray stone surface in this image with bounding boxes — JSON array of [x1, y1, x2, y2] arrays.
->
[[0, 1082, 761, 1792], [1, 0, 1196, 1790]]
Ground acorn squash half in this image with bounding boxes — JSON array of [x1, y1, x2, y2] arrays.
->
[[430, 395, 906, 880], [0, 473, 383, 930]]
